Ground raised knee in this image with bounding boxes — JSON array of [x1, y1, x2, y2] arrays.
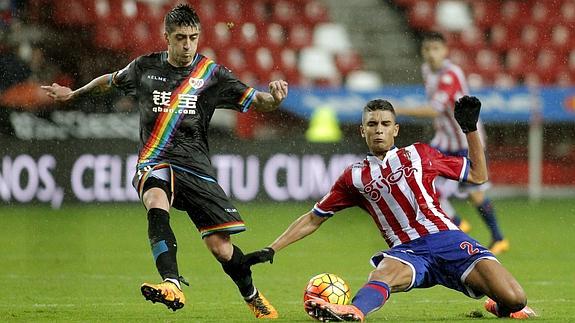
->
[[500, 288, 527, 312]]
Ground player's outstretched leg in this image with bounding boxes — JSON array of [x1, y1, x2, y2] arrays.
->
[[484, 298, 537, 319], [141, 280, 186, 311], [305, 297, 364, 322], [141, 208, 185, 311], [208, 234, 277, 319]]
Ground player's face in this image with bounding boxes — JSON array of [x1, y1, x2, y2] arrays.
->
[[421, 40, 448, 71], [360, 110, 399, 158], [165, 25, 200, 67]]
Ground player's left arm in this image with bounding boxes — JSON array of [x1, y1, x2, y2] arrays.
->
[[250, 80, 288, 112], [454, 95, 488, 184]]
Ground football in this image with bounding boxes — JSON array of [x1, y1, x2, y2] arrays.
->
[[303, 273, 351, 309]]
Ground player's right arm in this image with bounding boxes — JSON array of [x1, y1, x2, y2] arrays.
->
[[454, 95, 488, 184], [41, 73, 114, 102]]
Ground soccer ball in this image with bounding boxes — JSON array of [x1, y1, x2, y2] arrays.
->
[[303, 273, 351, 309]]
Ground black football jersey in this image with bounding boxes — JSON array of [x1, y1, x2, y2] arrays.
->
[[112, 52, 256, 179]]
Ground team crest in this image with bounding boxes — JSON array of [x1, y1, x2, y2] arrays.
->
[[188, 77, 204, 89]]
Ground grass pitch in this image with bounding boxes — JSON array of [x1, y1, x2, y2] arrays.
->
[[1, 198, 574, 322]]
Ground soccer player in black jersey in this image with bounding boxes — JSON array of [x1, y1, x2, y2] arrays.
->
[[41, 4, 287, 319]]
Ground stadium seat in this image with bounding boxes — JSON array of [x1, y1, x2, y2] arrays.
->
[[493, 72, 518, 89], [457, 26, 487, 52], [505, 48, 532, 78], [471, 0, 500, 30], [298, 47, 339, 81], [222, 47, 247, 72], [221, 0, 245, 23], [272, 0, 298, 25], [53, 0, 96, 26], [335, 50, 363, 76], [239, 22, 260, 51], [500, 0, 529, 26], [534, 49, 561, 85], [515, 24, 544, 55], [211, 22, 232, 52], [303, 0, 330, 26], [560, 0, 575, 25], [448, 48, 471, 68], [286, 24, 313, 49], [549, 24, 573, 55], [529, 1, 561, 27], [345, 70, 383, 91], [435, 1, 473, 31], [407, 0, 437, 30], [312, 23, 352, 54], [264, 23, 286, 50], [474, 48, 502, 81], [489, 23, 518, 53]]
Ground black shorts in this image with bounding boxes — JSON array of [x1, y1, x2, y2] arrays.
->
[[134, 163, 245, 238]]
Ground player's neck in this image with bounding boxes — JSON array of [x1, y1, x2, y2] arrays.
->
[[167, 55, 194, 68]]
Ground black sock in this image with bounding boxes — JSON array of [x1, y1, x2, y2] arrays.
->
[[219, 245, 256, 299], [147, 208, 179, 280], [477, 199, 504, 242]]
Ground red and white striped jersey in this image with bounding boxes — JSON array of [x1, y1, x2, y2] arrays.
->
[[313, 143, 469, 248], [423, 59, 485, 154]]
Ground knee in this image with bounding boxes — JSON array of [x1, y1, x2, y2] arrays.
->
[[205, 234, 233, 261], [499, 286, 527, 312]]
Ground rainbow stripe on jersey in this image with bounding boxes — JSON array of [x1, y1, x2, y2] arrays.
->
[[138, 55, 217, 165]]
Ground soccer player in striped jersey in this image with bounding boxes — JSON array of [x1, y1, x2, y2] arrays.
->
[[41, 4, 286, 319], [246, 97, 535, 321], [397, 32, 508, 255]]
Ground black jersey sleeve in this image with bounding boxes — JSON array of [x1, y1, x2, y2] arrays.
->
[[215, 66, 257, 113], [112, 58, 139, 96]]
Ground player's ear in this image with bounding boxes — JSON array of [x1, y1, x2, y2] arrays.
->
[[393, 123, 399, 137], [360, 125, 365, 138], [164, 32, 169, 44]]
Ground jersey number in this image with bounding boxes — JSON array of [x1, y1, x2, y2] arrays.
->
[[460, 241, 480, 255]]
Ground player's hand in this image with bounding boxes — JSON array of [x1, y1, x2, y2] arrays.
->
[[454, 95, 481, 134], [244, 247, 275, 266], [268, 80, 288, 105], [41, 83, 73, 101]]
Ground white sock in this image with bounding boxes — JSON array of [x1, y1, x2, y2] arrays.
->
[[164, 278, 181, 290]]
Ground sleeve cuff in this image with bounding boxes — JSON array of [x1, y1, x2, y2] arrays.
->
[[312, 205, 334, 218], [460, 157, 471, 182], [239, 88, 257, 113]]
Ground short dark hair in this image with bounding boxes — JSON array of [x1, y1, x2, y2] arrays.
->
[[164, 4, 201, 34], [362, 99, 396, 123], [421, 31, 446, 43]]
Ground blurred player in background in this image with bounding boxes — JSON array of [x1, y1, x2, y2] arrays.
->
[[246, 97, 535, 321], [397, 32, 508, 255], [41, 4, 287, 319]]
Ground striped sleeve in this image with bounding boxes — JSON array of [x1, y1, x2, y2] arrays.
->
[[312, 166, 359, 217]]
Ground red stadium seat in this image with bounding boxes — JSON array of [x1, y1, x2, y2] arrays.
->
[[272, 0, 298, 25], [449, 48, 472, 68], [549, 24, 573, 55], [504, 48, 533, 78], [457, 26, 486, 52], [220, 0, 246, 23], [493, 72, 518, 89], [303, 0, 330, 26], [489, 23, 519, 53], [221, 47, 247, 72], [407, 0, 437, 30], [53, 0, 96, 26], [560, 0, 575, 25], [471, 0, 501, 30], [335, 50, 363, 76], [286, 24, 313, 49], [500, 0, 529, 26], [534, 49, 561, 85], [238, 22, 260, 51], [514, 24, 545, 54], [529, 1, 561, 27], [474, 48, 502, 80], [264, 23, 286, 50], [93, 22, 129, 52]]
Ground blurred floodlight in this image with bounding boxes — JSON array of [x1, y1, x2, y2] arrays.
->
[[436, 1, 472, 31]]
